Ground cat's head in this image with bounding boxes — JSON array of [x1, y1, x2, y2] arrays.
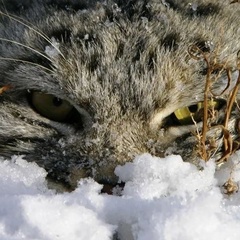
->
[[0, 0, 240, 190]]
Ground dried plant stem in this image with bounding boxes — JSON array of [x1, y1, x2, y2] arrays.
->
[[224, 73, 240, 125], [201, 62, 211, 160], [224, 71, 240, 138], [201, 54, 215, 161]]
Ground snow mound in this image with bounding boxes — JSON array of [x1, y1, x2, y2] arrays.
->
[[1, 153, 240, 240]]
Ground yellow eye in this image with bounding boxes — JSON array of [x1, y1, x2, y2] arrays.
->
[[31, 91, 76, 122], [174, 100, 219, 125]]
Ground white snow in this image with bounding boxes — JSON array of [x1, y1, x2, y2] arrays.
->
[[45, 37, 60, 58], [1, 153, 240, 240]]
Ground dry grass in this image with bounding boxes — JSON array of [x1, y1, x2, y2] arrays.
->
[[189, 45, 240, 163], [189, 45, 240, 195]]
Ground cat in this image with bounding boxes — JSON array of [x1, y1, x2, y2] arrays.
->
[[0, 0, 240, 190]]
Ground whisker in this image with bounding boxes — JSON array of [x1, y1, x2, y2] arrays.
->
[[0, 10, 66, 60], [0, 37, 53, 62], [0, 57, 55, 73]]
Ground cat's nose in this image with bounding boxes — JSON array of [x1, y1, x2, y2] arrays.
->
[[88, 118, 150, 160], [65, 118, 151, 185]]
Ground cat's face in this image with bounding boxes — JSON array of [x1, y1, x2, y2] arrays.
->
[[0, 0, 240, 189]]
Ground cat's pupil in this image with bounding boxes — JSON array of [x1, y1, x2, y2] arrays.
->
[[52, 97, 62, 107], [188, 105, 198, 113]]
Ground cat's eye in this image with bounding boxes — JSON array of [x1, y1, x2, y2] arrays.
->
[[174, 100, 220, 125], [30, 91, 81, 123]]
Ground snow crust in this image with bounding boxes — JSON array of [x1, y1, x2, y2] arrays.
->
[[1, 153, 240, 240]]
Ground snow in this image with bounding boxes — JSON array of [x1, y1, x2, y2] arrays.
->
[[1, 153, 240, 240], [45, 37, 60, 58]]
